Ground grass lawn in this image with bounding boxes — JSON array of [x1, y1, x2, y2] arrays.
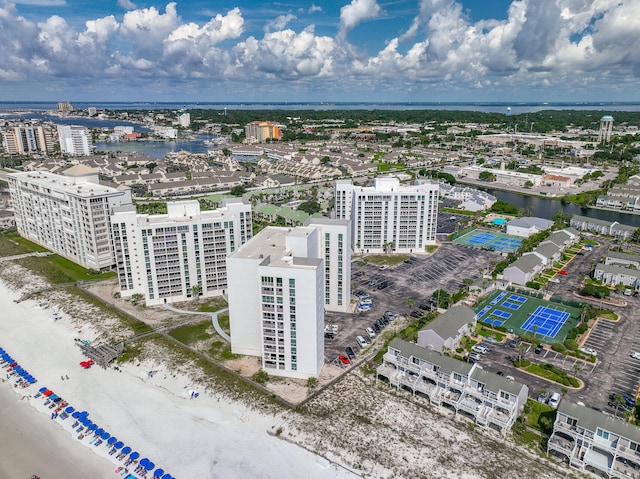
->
[[15, 255, 116, 284], [0, 231, 49, 257], [196, 297, 228, 313], [169, 320, 213, 345], [517, 361, 580, 388], [363, 254, 410, 266]]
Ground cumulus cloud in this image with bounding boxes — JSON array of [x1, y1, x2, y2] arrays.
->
[[339, 0, 381, 38], [0, 0, 639, 99]]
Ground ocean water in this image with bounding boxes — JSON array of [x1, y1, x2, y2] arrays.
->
[[2, 101, 640, 114]]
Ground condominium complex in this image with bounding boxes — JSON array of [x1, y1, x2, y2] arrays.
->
[[244, 121, 280, 143], [110, 199, 252, 306], [335, 177, 439, 253], [377, 338, 528, 433], [1, 124, 55, 155], [8, 166, 132, 270], [548, 400, 640, 478], [227, 219, 349, 379], [57, 124, 92, 156]]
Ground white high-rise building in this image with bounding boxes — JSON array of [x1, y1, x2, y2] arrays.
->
[[111, 199, 252, 306], [57, 125, 92, 155], [227, 222, 348, 379], [304, 217, 351, 312], [8, 166, 132, 270], [335, 176, 439, 254], [178, 112, 191, 128]]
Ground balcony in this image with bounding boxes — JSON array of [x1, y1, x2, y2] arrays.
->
[[612, 458, 640, 479], [548, 433, 576, 456]]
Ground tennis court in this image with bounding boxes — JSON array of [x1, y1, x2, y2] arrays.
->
[[454, 229, 523, 253], [475, 290, 581, 343], [521, 306, 570, 339]]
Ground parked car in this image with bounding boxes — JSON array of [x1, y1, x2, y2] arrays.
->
[[548, 392, 561, 408], [509, 339, 522, 348], [356, 335, 369, 348], [483, 336, 498, 344], [631, 351, 640, 360], [534, 344, 544, 354], [366, 327, 376, 338], [338, 355, 350, 365], [410, 310, 423, 318], [579, 346, 597, 356], [549, 278, 560, 283], [558, 269, 568, 275], [377, 281, 389, 290], [472, 345, 489, 354], [372, 323, 381, 333], [345, 347, 356, 360], [468, 353, 482, 362]]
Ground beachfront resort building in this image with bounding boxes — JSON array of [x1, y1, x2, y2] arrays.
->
[[227, 219, 350, 379], [8, 166, 132, 270], [335, 176, 439, 254], [548, 400, 640, 478], [1, 123, 56, 155], [57, 125, 92, 156], [244, 121, 281, 143], [110, 198, 252, 306], [377, 338, 528, 433]]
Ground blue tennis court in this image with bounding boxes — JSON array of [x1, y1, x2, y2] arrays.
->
[[521, 306, 570, 339], [467, 232, 497, 245], [509, 294, 527, 303], [484, 318, 504, 326], [477, 305, 491, 318], [502, 301, 521, 310], [492, 310, 512, 319], [491, 291, 508, 305]]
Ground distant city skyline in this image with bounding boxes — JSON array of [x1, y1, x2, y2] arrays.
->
[[1, 0, 638, 103]]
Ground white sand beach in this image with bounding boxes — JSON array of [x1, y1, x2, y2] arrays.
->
[[0, 281, 358, 479]]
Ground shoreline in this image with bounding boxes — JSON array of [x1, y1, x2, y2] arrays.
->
[[0, 277, 357, 479]]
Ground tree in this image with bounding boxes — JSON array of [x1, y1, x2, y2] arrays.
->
[[524, 180, 534, 188], [191, 284, 202, 299], [479, 170, 496, 182], [297, 200, 322, 215], [230, 185, 246, 196]]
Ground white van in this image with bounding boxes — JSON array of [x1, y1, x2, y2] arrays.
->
[[356, 335, 369, 348], [548, 392, 561, 408]]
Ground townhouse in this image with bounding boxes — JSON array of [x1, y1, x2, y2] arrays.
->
[[548, 400, 640, 478], [377, 338, 528, 433]]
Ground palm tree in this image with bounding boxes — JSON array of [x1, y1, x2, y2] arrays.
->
[[612, 394, 624, 417]]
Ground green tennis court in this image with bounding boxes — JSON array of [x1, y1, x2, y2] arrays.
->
[[475, 290, 581, 343], [454, 229, 523, 252]]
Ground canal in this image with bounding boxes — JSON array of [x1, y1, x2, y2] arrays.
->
[[480, 188, 640, 227]]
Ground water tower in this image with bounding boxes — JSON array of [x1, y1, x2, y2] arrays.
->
[[598, 115, 614, 143], [506, 107, 512, 116]]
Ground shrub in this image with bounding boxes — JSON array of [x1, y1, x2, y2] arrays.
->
[[564, 339, 579, 351], [576, 323, 589, 334], [252, 370, 269, 384], [551, 343, 567, 353]]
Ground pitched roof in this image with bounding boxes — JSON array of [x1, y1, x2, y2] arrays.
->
[[420, 305, 476, 340], [558, 401, 640, 443]]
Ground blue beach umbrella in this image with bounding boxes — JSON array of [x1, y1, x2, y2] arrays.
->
[[88, 423, 97, 432], [121, 446, 131, 455], [39, 387, 47, 393], [153, 468, 164, 477], [129, 451, 139, 460], [65, 406, 74, 414], [145, 460, 155, 471], [161, 474, 172, 479], [101, 431, 110, 440], [107, 437, 117, 445], [72, 411, 80, 418], [114, 441, 124, 449]]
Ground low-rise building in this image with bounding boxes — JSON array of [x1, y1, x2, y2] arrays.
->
[[501, 254, 545, 285], [417, 305, 477, 353], [548, 400, 640, 478], [506, 217, 554, 238], [571, 215, 636, 240], [593, 263, 640, 290], [604, 251, 640, 268], [377, 338, 528, 433]]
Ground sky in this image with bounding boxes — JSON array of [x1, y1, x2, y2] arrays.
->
[[0, 0, 639, 103]]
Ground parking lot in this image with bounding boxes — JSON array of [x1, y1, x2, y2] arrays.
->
[[464, 238, 640, 415], [324, 243, 501, 362]]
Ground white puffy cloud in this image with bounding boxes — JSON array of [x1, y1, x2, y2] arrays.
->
[[339, 0, 381, 38], [0, 0, 639, 99]]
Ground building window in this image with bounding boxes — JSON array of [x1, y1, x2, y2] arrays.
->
[[596, 428, 610, 440]]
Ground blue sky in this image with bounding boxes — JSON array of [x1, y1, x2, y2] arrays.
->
[[1, 0, 638, 103]]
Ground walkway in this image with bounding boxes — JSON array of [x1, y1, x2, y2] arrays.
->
[[163, 304, 231, 343]]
